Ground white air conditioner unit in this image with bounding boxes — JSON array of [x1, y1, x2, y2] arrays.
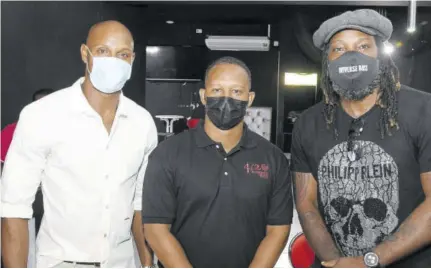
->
[[205, 36, 270, 51]]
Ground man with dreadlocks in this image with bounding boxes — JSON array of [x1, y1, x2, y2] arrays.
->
[[291, 9, 431, 268]]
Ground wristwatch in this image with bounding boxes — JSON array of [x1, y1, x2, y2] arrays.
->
[[364, 252, 381, 268]]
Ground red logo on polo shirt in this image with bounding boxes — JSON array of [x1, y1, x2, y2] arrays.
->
[[244, 163, 269, 179]]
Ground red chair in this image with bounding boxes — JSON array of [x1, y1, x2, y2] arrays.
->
[[289, 232, 316, 268], [187, 118, 200, 129]]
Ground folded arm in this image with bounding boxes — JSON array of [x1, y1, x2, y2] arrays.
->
[[294, 172, 343, 262], [249, 225, 290, 268], [144, 224, 192, 268], [290, 118, 342, 262], [250, 152, 293, 267], [374, 100, 431, 266], [132, 211, 153, 267], [373, 172, 431, 266]]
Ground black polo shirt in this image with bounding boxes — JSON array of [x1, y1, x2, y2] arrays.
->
[[142, 123, 293, 268]]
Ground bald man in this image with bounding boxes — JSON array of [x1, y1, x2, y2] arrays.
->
[[1, 21, 157, 268]]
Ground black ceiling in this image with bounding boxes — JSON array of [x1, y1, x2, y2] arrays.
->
[[132, 4, 293, 23], [107, 2, 430, 24], [122, 1, 431, 7]]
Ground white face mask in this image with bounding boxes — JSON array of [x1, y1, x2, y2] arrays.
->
[[86, 47, 132, 94]]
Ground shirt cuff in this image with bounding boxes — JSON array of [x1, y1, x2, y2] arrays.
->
[[290, 166, 312, 173], [134, 201, 142, 211], [420, 164, 431, 174], [1, 203, 33, 219], [267, 217, 293, 226], [142, 217, 174, 224]]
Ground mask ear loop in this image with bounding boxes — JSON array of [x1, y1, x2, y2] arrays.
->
[[85, 46, 94, 75]]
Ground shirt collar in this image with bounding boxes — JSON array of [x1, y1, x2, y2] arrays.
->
[[70, 77, 130, 118], [194, 121, 258, 149]]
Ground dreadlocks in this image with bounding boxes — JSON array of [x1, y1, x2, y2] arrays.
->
[[321, 39, 401, 139]]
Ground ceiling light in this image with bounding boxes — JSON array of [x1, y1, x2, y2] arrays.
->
[[383, 42, 395, 55], [146, 46, 159, 54], [166, 20, 174, 24], [284, 73, 318, 86], [407, 0, 417, 34]]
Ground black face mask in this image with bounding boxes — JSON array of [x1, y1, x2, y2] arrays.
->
[[329, 51, 380, 100], [205, 96, 249, 130]]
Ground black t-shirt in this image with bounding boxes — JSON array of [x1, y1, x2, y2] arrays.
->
[[142, 123, 293, 268], [291, 85, 431, 267]]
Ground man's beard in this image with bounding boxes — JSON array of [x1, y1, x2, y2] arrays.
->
[[332, 70, 381, 101]]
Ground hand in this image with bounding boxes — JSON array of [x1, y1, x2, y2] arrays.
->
[[322, 256, 366, 268]]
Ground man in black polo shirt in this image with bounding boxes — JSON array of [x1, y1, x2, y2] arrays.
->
[[142, 56, 293, 268]]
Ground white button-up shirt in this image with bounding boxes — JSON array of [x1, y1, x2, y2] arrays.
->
[[1, 78, 158, 268]]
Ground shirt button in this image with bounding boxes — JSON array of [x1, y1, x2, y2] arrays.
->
[[105, 205, 109, 209], [216, 145, 220, 149], [104, 233, 107, 238], [224, 172, 228, 176], [224, 158, 227, 161], [105, 175, 109, 180]]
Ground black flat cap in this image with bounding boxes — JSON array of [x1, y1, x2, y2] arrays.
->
[[313, 9, 393, 50]]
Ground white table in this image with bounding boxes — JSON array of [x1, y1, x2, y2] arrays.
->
[[155, 115, 184, 135]]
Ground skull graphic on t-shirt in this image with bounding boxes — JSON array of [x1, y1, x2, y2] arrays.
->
[[318, 141, 399, 256]]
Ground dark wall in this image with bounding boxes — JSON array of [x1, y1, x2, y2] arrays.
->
[[278, 16, 321, 151], [390, 7, 431, 92], [1, 1, 147, 128]]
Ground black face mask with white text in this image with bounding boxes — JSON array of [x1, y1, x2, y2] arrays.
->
[[329, 51, 380, 101], [205, 96, 248, 130]]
